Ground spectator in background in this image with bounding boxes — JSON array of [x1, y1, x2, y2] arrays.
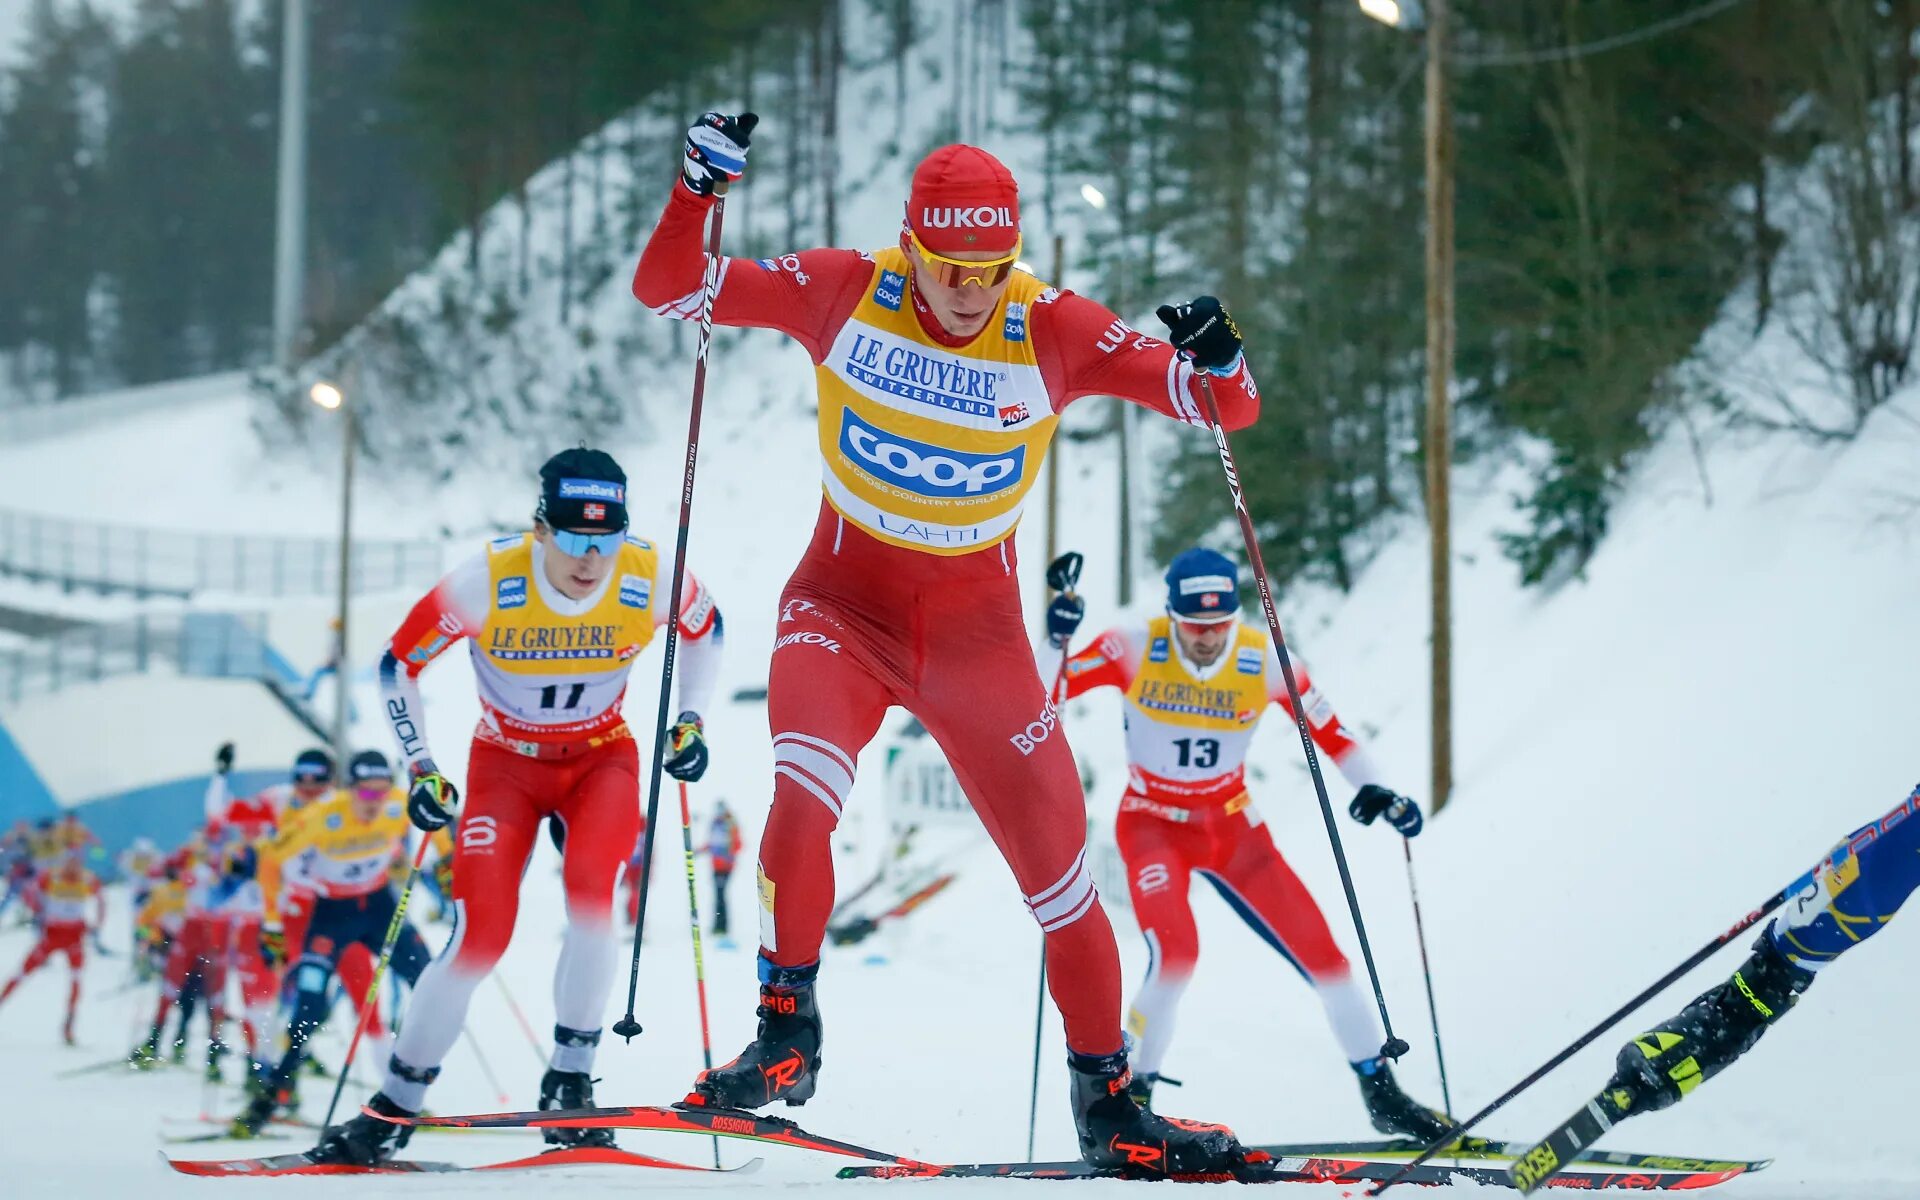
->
[[704, 801, 743, 940]]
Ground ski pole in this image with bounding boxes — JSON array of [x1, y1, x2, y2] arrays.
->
[[1368, 885, 1790, 1195], [1401, 839, 1451, 1117], [318, 834, 432, 1132], [676, 780, 722, 1167], [613, 112, 756, 1044], [1190, 369, 1406, 1062], [1025, 941, 1046, 1160], [491, 972, 547, 1068], [460, 1023, 510, 1106], [1029, 550, 1082, 1158]]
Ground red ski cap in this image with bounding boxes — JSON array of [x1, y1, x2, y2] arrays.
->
[[906, 144, 1021, 257]]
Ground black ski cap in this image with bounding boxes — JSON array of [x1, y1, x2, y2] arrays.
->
[[348, 749, 393, 784], [537, 447, 628, 533], [292, 748, 335, 784]]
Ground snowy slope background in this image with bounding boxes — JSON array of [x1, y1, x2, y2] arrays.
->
[[1, 2, 1917, 1196]]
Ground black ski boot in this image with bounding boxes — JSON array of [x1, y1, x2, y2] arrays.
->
[[1609, 932, 1814, 1116], [308, 1092, 415, 1166], [1069, 1049, 1247, 1177], [1125, 1071, 1184, 1112], [1355, 1058, 1454, 1142], [229, 1089, 280, 1139], [685, 967, 822, 1110], [128, 1030, 161, 1070], [539, 1068, 617, 1149]]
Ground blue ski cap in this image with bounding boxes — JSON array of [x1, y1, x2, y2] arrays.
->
[[1165, 548, 1240, 621]]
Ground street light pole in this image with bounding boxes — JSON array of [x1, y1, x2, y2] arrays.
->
[[1423, 0, 1455, 813], [271, 0, 310, 376], [310, 375, 353, 768]]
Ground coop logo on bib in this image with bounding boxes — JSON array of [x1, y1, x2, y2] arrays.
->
[[838, 409, 1023, 499], [617, 574, 651, 609], [1236, 647, 1264, 675], [873, 270, 905, 312], [1003, 301, 1027, 343], [496, 576, 527, 610]]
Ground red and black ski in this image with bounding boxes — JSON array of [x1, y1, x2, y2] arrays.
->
[[370, 1101, 938, 1168], [162, 1144, 762, 1177]]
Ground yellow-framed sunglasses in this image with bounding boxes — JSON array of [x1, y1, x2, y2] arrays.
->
[[905, 227, 1023, 288]]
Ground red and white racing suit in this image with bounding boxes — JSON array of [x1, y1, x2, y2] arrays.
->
[[376, 531, 720, 1102], [0, 864, 102, 1033], [1062, 617, 1391, 1073], [632, 184, 1260, 1055]]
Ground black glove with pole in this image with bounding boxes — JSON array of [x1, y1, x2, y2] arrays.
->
[[406, 763, 459, 833], [1155, 296, 1244, 374], [1349, 783, 1425, 837], [664, 712, 709, 783], [681, 111, 759, 197], [1044, 551, 1085, 650]]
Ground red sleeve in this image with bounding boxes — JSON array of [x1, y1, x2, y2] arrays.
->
[[668, 567, 718, 639], [631, 187, 873, 363], [1031, 290, 1260, 431], [1061, 628, 1138, 701]]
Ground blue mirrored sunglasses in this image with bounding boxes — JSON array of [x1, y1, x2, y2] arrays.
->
[[549, 528, 624, 557]]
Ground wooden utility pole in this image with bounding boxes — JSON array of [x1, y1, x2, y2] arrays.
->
[[1424, 0, 1455, 812]]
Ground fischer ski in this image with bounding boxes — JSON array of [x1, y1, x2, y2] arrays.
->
[[1250, 1136, 1769, 1174], [371, 1101, 936, 1167], [838, 1154, 1753, 1189], [1509, 1092, 1634, 1194], [162, 1145, 762, 1177]]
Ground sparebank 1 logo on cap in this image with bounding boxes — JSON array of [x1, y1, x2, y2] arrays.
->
[[1178, 574, 1237, 596], [838, 409, 1023, 499], [557, 478, 624, 504]]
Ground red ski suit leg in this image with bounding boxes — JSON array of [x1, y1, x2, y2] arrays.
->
[[759, 509, 1121, 1054], [1118, 801, 1365, 1075], [0, 922, 84, 1007], [386, 737, 640, 1083]]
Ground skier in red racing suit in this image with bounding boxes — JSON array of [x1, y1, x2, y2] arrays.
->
[[632, 111, 1268, 1174]]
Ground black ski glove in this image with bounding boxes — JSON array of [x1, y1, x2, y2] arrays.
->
[[664, 712, 709, 782], [215, 742, 235, 775], [407, 765, 459, 833], [682, 111, 759, 197], [1348, 783, 1424, 837], [1155, 296, 1244, 374], [1046, 593, 1085, 651]]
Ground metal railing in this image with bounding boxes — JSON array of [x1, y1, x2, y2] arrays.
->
[[0, 611, 277, 707], [0, 508, 441, 599]]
